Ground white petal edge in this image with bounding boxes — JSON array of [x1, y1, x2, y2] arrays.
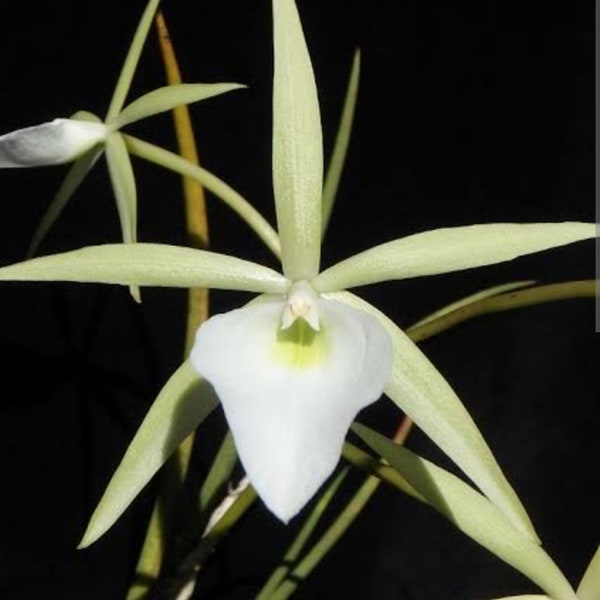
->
[[0, 119, 108, 167], [190, 297, 392, 522]]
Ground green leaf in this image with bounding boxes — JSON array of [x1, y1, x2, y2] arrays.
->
[[0, 243, 290, 294], [114, 83, 246, 129], [353, 423, 576, 600], [314, 223, 596, 292], [332, 291, 538, 542], [105, 0, 163, 122], [577, 539, 600, 600], [79, 361, 219, 548], [27, 147, 102, 258], [322, 50, 360, 235], [272, 0, 323, 280], [409, 280, 535, 329], [104, 133, 139, 301], [123, 134, 281, 258], [198, 431, 238, 514]]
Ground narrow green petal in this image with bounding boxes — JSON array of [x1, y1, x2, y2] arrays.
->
[[0, 243, 290, 294], [272, 0, 323, 280], [105, 133, 137, 246], [331, 291, 538, 542], [113, 83, 246, 129], [314, 223, 596, 292], [322, 50, 360, 236], [105, 0, 162, 122], [577, 540, 600, 600], [123, 134, 281, 258], [27, 147, 103, 258], [409, 280, 535, 329], [353, 423, 576, 600], [105, 132, 139, 302], [70, 111, 103, 124], [78, 361, 218, 548]]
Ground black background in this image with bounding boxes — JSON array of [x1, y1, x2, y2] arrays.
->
[[0, 1, 596, 599]]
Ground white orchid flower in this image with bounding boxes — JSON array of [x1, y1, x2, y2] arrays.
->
[[0, 0, 243, 276], [0, 0, 595, 546]]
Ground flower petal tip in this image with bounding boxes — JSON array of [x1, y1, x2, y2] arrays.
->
[[0, 118, 107, 168]]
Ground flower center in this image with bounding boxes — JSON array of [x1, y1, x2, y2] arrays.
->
[[281, 280, 320, 331]]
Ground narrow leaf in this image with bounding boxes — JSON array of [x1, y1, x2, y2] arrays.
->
[[409, 281, 535, 329], [79, 361, 218, 548], [0, 243, 290, 294], [577, 539, 600, 600], [272, 0, 323, 280], [353, 423, 576, 600], [105, 0, 163, 121], [332, 291, 538, 542], [322, 50, 360, 235], [114, 83, 245, 129], [314, 223, 595, 292], [27, 147, 103, 257]]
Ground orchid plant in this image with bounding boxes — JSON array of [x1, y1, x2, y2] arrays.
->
[[0, 0, 596, 599]]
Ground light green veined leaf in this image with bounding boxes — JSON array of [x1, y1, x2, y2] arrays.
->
[[105, 0, 163, 121], [113, 83, 246, 129], [104, 132, 139, 302], [321, 49, 360, 235], [0, 243, 290, 294], [331, 291, 538, 542], [27, 146, 103, 258], [123, 135, 281, 258], [408, 280, 536, 329], [577, 539, 600, 600], [353, 423, 576, 600], [79, 361, 218, 548], [272, 0, 323, 280], [314, 223, 595, 292]]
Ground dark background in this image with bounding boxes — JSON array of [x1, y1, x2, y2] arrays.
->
[[0, 1, 596, 599]]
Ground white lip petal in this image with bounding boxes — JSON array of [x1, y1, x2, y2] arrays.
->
[[0, 118, 107, 167], [190, 297, 392, 522]]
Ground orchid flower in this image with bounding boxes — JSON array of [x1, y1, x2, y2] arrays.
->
[[0, 0, 594, 548], [0, 0, 242, 287]]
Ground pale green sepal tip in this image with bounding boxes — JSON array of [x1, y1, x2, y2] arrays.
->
[[314, 222, 596, 292], [0, 243, 290, 294], [353, 423, 577, 600], [272, 0, 323, 281], [331, 291, 539, 543], [577, 539, 600, 600], [113, 83, 247, 129], [487, 596, 552, 599], [78, 361, 218, 548], [105, 0, 163, 122]]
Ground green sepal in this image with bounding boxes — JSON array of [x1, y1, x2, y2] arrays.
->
[[78, 361, 219, 548]]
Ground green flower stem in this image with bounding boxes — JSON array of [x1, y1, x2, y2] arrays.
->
[[255, 469, 350, 600], [123, 134, 281, 259], [148, 485, 257, 600], [126, 12, 210, 599], [261, 280, 595, 598]]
